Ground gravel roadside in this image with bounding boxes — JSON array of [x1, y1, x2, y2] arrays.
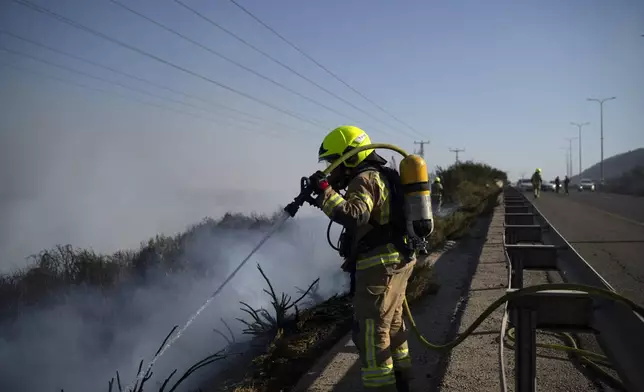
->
[[438, 195, 603, 392]]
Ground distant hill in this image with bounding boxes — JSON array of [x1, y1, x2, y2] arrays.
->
[[604, 165, 644, 196], [571, 148, 644, 196], [572, 148, 644, 182]]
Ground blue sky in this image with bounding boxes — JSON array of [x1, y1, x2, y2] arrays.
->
[[1, 0, 643, 267]]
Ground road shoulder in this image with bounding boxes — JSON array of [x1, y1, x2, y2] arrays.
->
[[439, 193, 604, 392]]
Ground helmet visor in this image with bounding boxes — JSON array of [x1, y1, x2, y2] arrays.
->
[[319, 154, 340, 168]]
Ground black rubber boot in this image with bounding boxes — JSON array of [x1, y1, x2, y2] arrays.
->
[[394, 371, 411, 392]]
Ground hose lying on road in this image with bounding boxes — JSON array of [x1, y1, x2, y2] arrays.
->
[[403, 283, 640, 390], [403, 283, 644, 352], [505, 327, 623, 388]]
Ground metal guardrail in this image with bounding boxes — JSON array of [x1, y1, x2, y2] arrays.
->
[[501, 187, 644, 392]]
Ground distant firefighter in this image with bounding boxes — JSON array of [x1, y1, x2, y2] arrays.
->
[[431, 177, 444, 212], [531, 168, 543, 198], [554, 176, 561, 193]]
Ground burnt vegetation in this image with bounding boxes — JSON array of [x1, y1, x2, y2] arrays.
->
[[0, 162, 505, 392]]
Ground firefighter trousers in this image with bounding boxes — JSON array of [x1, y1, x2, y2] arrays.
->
[[352, 259, 416, 390], [431, 196, 442, 213]]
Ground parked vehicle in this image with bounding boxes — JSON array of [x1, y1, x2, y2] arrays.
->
[[516, 178, 533, 192], [542, 181, 557, 192], [578, 179, 596, 192]]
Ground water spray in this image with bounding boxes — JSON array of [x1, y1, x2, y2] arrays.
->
[[123, 212, 290, 391]]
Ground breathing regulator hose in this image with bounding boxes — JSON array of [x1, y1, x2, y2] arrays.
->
[[286, 143, 643, 385]]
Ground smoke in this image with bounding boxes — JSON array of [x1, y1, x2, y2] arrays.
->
[[0, 105, 311, 274], [0, 215, 348, 392]]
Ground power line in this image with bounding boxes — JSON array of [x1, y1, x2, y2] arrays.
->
[[0, 61, 283, 138], [107, 0, 353, 129], [174, 0, 419, 140], [226, 0, 424, 138], [0, 29, 305, 133], [1, 45, 260, 123], [13, 0, 326, 131]]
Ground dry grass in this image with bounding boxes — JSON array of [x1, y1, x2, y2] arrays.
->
[[59, 325, 228, 392], [406, 262, 440, 302], [237, 264, 319, 339]]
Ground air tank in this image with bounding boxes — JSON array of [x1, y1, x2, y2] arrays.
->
[[399, 155, 434, 241]]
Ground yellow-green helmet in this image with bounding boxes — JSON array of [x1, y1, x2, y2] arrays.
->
[[536, 168, 542, 173], [434, 177, 441, 183], [318, 125, 373, 168]]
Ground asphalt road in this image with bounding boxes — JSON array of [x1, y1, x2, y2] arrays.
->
[[532, 190, 644, 307], [564, 190, 644, 224]]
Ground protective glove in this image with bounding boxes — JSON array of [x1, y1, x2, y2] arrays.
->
[[309, 170, 330, 195], [327, 166, 348, 190]]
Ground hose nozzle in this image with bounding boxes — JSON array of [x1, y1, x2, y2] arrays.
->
[[284, 176, 316, 217]]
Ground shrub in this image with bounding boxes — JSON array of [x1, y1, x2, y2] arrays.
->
[[436, 160, 507, 204], [237, 264, 319, 339]]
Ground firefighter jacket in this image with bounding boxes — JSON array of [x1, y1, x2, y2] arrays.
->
[[531, 172, 542, 186], [431, 182, 443, 199], [317, 169, 413, 271]]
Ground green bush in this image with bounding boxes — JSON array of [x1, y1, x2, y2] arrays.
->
[[436, 160, 507, 205], [0, 212, 284, 317]]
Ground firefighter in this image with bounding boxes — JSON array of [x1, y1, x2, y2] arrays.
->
[[431, 177, 443, 213], [309, 125, 416, 392], [554, 176, 561, 193], [531, 168, 543, 198], [564, 175, 570, 195]]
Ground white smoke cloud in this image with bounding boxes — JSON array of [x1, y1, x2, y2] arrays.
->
[[0, 215, 348, 392]]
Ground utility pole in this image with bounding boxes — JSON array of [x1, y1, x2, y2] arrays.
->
[[565, 137, 577, 177], [570, 122, 590, 177], [389, 155, 397, 171], [414, 140, 430, 158], [587, 97, 616, 184], [560, 147, 569, 177], [449, 148, 465, 164]]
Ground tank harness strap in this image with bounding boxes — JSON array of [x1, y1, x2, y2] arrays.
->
[[341, 162, 411, 297]]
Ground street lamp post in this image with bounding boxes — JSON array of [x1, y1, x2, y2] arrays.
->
[[570, 122, 590, 177], [565, 137, 578, 177], [587, 97, 616, 184], [560, 147, 569, 177]]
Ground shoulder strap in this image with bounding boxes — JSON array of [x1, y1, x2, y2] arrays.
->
[[351, 163, 400, 224], [352, 164, 409, 254]]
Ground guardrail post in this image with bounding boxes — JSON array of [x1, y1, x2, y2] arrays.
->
[[505, 213, 536, 225], [504, 225, 542, 244], [515, 307, 537, 392], [505, 245, 558, 288], [506, 205, 532, 214]]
